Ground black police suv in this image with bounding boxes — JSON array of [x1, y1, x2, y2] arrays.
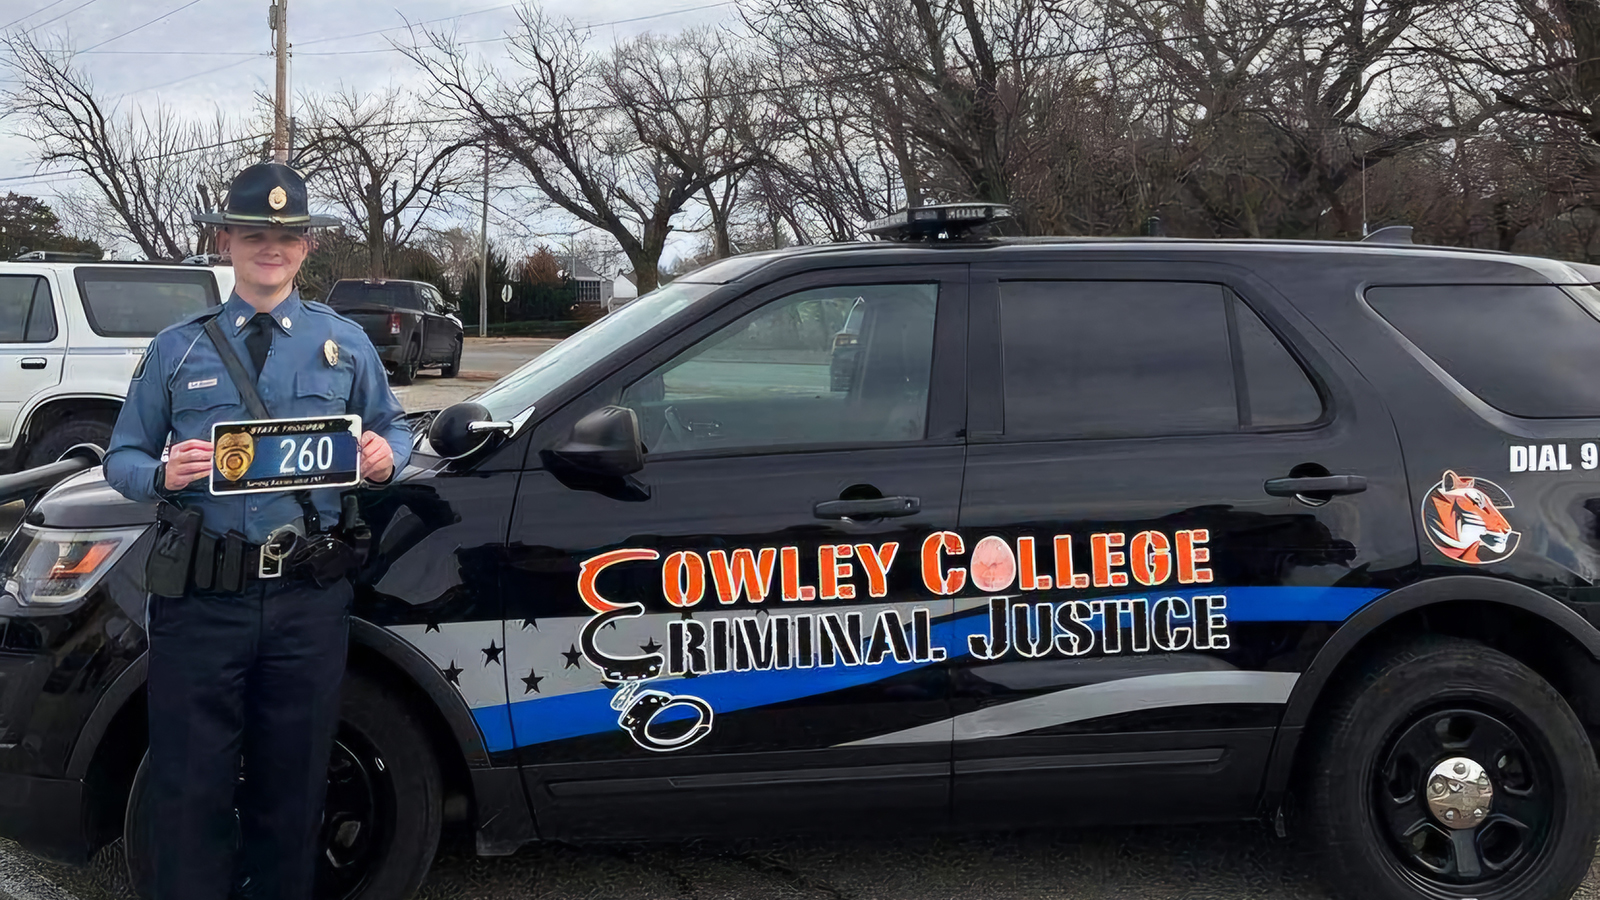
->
[[4, 204, 1600, 900]]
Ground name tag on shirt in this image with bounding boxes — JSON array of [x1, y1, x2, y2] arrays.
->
[[210, 415, 363, 495]]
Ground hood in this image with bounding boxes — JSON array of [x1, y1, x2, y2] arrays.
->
[[25, 468, 158, 530]]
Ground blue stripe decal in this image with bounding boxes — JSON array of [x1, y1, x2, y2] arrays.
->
[[477, 585, 1388, 753], [1168, 585, 1386, 623]]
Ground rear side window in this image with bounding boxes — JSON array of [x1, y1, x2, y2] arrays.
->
[[1368, 285, 1600, 418], [0, 276, 57, 343], [1233, 294, 1322, 426], [327, 282, 421, 310], [999, 281, 1321, 439], [74, 268, 217, 337]]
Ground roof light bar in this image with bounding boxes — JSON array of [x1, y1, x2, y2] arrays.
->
[[863, 203, 1014, 242]]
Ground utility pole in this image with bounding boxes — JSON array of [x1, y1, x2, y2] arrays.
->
[[478, 150, 489, 338], [269, 0, 289, 164]]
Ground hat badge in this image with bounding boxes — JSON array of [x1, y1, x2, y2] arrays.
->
[[267, 186, 287, 211], [324, 340, 339, 367]]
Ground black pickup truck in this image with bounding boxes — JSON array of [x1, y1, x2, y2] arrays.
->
[[325, 279, 464, 384]]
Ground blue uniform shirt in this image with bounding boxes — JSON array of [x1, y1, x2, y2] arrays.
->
[[105, 290, 413, 544]]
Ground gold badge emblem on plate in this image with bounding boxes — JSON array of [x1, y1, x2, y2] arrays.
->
[[267, 186, 287, 210], [323, 339, 339, 367], [215, 430, 255, 482]]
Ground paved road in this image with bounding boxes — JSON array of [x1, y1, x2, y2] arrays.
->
[[11, 823, 1600, 900], [9, 335, 1600, 899], [388, 336, 562, 414]]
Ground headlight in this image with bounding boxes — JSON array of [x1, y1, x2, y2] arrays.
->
[[0, 525, 145, 610]]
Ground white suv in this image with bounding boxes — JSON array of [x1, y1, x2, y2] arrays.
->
[[0, 258, 236, 471]]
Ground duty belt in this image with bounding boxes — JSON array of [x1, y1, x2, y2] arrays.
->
[[190, 527, 301, 592]]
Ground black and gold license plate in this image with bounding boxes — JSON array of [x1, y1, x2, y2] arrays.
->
[[210, 415, 362, 495]]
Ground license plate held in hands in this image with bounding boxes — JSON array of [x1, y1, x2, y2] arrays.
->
[[210, 415, 362, 495]]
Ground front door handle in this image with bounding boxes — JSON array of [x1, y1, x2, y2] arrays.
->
[[1264, 474, 1367, 497], [19, 358, 46, 370], [814, 496, 921, 520]]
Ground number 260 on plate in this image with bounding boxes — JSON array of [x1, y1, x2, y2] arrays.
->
[[210, 415, 362, 495]]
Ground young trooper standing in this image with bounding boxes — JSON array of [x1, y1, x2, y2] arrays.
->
[[104, 162, 412, 899]]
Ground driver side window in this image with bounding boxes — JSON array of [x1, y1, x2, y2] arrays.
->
[[619, 283, 938, 454]]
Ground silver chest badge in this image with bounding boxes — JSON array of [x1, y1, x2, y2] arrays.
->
[[323, 340, 339, 367]]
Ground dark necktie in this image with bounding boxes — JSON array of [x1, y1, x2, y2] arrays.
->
[[245, 313, 274, 381]]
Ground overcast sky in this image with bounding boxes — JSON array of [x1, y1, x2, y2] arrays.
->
[[0, 0, 742, 262]]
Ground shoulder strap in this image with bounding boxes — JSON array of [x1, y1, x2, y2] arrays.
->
[[202, 316, 270, 419], [202, 316, 323, 535]]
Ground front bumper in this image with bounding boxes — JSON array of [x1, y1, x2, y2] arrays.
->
[[0, 770, 86, 862]]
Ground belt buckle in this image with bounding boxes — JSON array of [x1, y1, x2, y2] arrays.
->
[[258, 526, 299, 580]]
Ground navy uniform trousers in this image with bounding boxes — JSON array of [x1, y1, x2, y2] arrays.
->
[[145, 576, 352, 900]]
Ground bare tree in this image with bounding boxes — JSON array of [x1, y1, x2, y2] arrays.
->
[[748, 0, 1102, 234], [298, 87, 472, 279], [405, 4, 767, 291], [1105, 0, 1498, 237], [1, 32, 255, 259], [605, 29, 779, 259], [416, 225, 479, 292]]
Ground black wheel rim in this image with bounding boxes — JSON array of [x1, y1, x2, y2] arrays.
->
[[1371, 705, 1556, 893], [314, 731, 394, 900]]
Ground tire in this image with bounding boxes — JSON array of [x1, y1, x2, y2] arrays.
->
[[440, 334, 463, 378], [125, 671, 443, 900], [389, 340, 420, 386], [24, 413, 115, 469], [1305, 637, 1599, 900]]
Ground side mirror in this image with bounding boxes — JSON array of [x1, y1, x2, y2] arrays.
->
[[549, 406, 644, 477], [428, 401, 511, 459]]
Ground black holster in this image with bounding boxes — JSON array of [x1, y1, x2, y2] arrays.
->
[[285, 494, 370, 588], [145, 502, 202, 598]]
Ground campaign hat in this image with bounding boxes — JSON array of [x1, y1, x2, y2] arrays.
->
[[193, 162, 340, 228]]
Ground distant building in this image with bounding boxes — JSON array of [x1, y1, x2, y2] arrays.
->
[[614, 271, 637, 299], [607, 271, 639, 312], [567, 259, 613, 304]]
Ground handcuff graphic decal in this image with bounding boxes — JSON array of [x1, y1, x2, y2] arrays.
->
[[577, 551, 715, 752]]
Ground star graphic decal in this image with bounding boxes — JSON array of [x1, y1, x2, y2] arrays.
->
[[603, 619, 618, 630], [640, 637, 662, 654], [561, 644, 583, 669], [521, 618, 538, 631], [482, 640, 503, 667], [424, 621, 441, 634], [521, 670, 544, 694], [441, 660, 462, 686]]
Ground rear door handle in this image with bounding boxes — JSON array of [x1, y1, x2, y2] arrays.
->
[[19, 358, 46, 370], [813, 496, 921, 520], [1263, 475, 1367, 497]]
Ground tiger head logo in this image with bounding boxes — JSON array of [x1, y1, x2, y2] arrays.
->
[[1423, 470, 1519, 564]]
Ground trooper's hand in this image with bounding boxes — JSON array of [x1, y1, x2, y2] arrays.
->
[[359, 431, 394, 483], [165, 439, 214, 490]]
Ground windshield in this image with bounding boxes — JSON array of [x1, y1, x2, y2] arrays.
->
[[473, 280, 717, 420]]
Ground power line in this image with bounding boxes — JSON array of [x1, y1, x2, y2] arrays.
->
[[1, 0, 70, 31], [120, 54, 261, 96], [295, 0, 519, 47], [80, 0, 208, 53], [80, 49, 258, 55], [296, 0, 736, 54], [0, 0, 1497, 183], [19, 0, 100, 35]]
